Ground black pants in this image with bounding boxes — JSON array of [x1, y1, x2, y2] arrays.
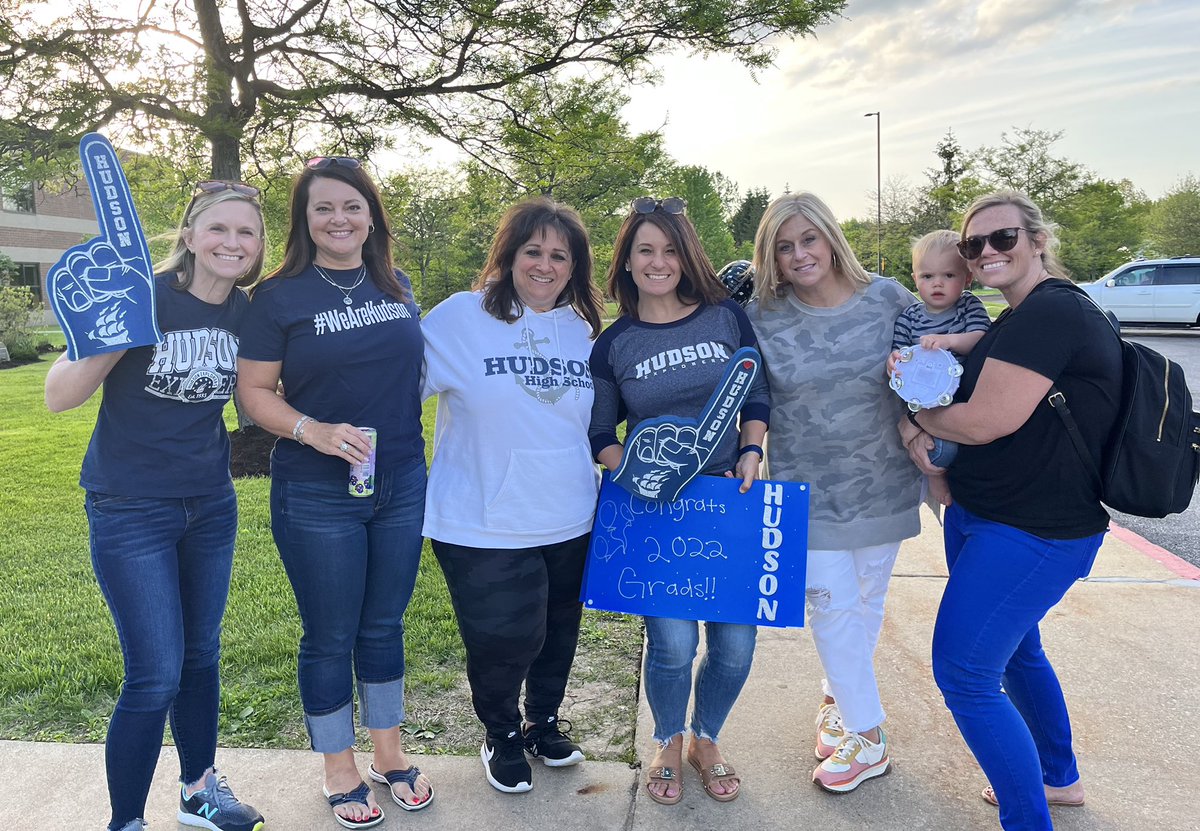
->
[[432, 534, 589, 736]]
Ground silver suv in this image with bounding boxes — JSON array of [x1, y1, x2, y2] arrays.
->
[[1081, 257, 1200, 325]]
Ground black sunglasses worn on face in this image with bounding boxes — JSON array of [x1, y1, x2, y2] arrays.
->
[[194, 180, 260, 199], [306, 156, 362, 170], [957, 227, 1030, 260], [631, 196, 687, 215]]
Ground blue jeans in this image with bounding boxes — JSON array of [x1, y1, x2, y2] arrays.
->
[[929, 437, 958, 468], [933, 503, 1104, 831], [270, 461, 426, 753], [85, 484, 238, 831], [643, 617, 757, 745]]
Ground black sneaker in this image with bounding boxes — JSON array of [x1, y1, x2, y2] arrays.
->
[[523, 715, 585, 767], [177, 770, 265, 831], [481, 730, 533, 793]]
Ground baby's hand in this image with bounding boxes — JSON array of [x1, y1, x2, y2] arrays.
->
[[886, 349, 901, 377], [920, 334, 949, 351]]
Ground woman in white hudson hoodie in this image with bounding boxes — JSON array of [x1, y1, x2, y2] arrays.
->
[[421, 197, 606, 795]]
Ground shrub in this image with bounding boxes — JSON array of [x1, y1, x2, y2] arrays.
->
[[4, 333, 38, 361], [0, 284, 36, 361]]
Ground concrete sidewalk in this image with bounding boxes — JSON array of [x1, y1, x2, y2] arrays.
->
[[3, 508, 1199, 830]]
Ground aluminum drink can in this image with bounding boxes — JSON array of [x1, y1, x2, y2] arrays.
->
[[349, 427, 377, 497]]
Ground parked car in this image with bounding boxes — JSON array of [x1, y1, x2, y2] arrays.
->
[[1081, 257, 1200, 326]]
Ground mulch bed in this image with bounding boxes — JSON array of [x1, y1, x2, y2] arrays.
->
[[229, 425, 276, 478]]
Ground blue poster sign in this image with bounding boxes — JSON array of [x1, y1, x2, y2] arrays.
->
[[582, 473, 809, 628], [47, 133, 161, 361]]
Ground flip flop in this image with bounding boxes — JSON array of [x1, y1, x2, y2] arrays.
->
[[323, 781, 385, 829], [981, 785, 1085, 808], [368, 763, 434, 811], [688, 754, 741, 803], [644, 766, 683, 805]]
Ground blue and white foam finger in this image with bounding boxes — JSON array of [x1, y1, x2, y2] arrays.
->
[[611, 347, 762, 504], [47, 132, 160, 360]]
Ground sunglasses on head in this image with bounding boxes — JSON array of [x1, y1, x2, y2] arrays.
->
[[306, 156, 362, 170], [631, 196, 687, 215], [957, 227, 1030, 260], [194, 180, 260, 199]]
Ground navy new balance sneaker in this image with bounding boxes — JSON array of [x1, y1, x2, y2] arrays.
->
[[178, 770, 265, 831]]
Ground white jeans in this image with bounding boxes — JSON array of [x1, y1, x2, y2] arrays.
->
[[805, 541, 902, 734]]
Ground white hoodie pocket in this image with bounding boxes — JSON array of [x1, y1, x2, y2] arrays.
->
[[485, 445, 598, 533]]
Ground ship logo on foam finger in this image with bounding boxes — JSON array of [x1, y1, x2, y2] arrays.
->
[[47, 132, 161, 361], [87, 303, 131, 347], [612, 347, 761, 503]]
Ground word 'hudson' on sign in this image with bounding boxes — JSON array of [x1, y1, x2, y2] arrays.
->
[[582, 472, 809, 628]]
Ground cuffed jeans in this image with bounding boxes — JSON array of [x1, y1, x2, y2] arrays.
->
[[643, 617, 757, 745], [270, 461, 426, 753], [805, 542, 901, 733], [432, 534, 588, 737], [933, 503, 1103, 831], [85, 484, 237, 831]]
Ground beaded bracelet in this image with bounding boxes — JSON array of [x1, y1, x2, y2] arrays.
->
[[293, 415, 315, 445]]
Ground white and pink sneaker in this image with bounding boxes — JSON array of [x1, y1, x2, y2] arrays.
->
[[814, 703, 844, 761], [812, 729, 890, 793]]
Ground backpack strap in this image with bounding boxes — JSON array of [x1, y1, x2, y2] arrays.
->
[[1047, 385, 1103, 493]]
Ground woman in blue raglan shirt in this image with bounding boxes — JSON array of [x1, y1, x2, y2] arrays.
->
[[45, 182, 266, 831], [589, 198, 770, 805], [237, 158, 429, 828]]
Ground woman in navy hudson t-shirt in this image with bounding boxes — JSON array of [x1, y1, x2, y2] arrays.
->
[[238, 158, 429, 826], [45, 183, 266, 831]]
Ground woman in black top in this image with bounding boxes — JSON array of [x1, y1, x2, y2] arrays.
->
[[899, 191, 1121, 831]]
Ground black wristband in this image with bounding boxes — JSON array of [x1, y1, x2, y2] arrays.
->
[[906, 409, 921, 429], [739, 444, 764, 459]]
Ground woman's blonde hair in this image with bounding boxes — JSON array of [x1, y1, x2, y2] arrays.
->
[[960, 190, 1069, 279], [155, 187, 265, 291], [751, 192, 870, 307]]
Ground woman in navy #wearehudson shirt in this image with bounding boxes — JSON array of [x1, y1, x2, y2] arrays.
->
[[238, 158, 429, 828]]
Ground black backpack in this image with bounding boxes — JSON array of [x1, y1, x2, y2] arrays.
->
[[1049, 299, 1200, 518]]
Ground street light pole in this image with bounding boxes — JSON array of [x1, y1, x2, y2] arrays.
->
[[864, 111, 881, 274]]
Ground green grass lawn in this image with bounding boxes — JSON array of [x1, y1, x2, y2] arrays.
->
[[0, 355, 641, 758]]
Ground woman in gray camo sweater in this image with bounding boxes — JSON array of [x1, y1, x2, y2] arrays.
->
[[747, 192, 921, 795]]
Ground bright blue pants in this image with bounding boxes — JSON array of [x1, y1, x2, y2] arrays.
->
[[932, 502, 1104, 831]]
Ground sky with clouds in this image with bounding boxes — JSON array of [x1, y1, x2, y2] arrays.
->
[[619, 0, 1200, 220]]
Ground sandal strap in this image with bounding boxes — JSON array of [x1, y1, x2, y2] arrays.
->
[[326, 781, 372, 808], [376, 766, 422, 788], [647, 765, 677, 781], [705, 762, 737, 779]]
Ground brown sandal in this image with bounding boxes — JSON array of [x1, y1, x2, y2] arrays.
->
[[688, 755, 741, 803], [981, 785, 1085, 808], [645, 766, 683, 805]]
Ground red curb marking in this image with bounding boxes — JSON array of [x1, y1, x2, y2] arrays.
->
[[1109, 522, 1200, 580]]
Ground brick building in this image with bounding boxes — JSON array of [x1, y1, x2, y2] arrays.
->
[[1, 178, 100, 308]]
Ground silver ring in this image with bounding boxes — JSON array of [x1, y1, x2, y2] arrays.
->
[[339, 441, 349, 452]]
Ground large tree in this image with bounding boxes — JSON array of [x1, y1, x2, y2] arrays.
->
[[1055, 179, 1147, 281], [1146, 174, 1200, 257], [0, 0, 844, 179], [977, 127, 1089, 214], [729, 186, 770, 251]]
